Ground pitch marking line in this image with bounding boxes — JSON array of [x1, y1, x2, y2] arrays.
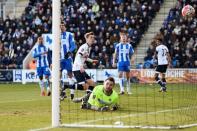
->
[[30, 106, 197, 131], [72, 106, 197, 125]]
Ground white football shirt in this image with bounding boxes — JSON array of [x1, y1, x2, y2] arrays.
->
[[156, 44, 169, 65], [73, 43, 91, 71]]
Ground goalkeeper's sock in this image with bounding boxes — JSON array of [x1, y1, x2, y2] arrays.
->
[[119, 78, 124, 92]]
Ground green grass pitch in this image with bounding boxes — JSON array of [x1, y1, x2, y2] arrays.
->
[[0, 83, 197, 131]]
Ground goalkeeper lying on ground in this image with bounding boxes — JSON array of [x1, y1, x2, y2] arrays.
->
[[79, 77, 119, 111]]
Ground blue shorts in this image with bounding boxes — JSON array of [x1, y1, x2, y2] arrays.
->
[[118, 63, 130, 72], [60, 58, 73, 73], [37, 67, 51, 77]]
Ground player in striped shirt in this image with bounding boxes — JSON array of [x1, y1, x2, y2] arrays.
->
[[60, 23, 76, 100], [32, 36, 51, 96], [113, 31, 135, 95]]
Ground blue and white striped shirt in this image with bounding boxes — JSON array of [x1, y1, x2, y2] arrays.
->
[[115, 43, 134, 66], [32, 44, 49, 68], [61, 31, 76, 60]]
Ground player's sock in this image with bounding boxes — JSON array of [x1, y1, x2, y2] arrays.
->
[[44, 79, 50, 90], [39, 80, 45, 96], [155, 76, 163, 87], [69, 85, 75, 100], [86, 86, 94, 94], [68, 77, 75, 99], [126, 79, 131, 94], [162, 78, 166, 87], [61, 79, 64, 88], [119, 78, 124, 92]]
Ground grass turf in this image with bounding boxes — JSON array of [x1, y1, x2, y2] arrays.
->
[[0, 83, 197, 131]]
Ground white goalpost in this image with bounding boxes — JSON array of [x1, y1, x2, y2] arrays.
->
[[52, 0, 61, 127]]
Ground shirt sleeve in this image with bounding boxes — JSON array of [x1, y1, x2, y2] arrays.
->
[[32, 46, 41, 58], [68, 33, 76, 52]]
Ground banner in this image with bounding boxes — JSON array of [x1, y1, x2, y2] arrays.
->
[[130, 69, 197, 83], [0, 70, 13, 82], [13, 70, 22, 82], [12, 69, 197, 83]]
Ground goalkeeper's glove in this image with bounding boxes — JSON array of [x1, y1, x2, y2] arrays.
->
[[99, 106, 109, 111], [111, 105, 118, 111], [64, 51, 71, 59]]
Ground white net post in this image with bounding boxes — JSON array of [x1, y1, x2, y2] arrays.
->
[[52, 0, 61, 127]]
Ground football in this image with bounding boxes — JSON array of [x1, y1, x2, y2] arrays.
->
[[182, 5, 195, 17]]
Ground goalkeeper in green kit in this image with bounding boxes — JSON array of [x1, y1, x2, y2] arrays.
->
[[80, 77, 119, 111]]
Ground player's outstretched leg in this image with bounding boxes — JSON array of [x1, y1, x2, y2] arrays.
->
[[60, 83, 68, 101]]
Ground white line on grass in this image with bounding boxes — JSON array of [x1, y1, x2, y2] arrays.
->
[[29, 126, 54, 131], [30, 106, 197, 131], [72, 106, 197, 124]]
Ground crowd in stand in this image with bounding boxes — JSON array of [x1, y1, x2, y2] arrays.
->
[[144, 0, 197, 68], [63, 0, 163, 69], [0, 0, 52, 69], [7, 0, 197, 69]]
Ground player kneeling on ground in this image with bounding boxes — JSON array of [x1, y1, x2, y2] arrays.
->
[[80, 77, 119, 111]]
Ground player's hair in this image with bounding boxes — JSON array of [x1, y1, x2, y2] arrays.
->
[[37, 36, 43, 41], [60, 21, 66, 26], [119, 30, 128, 35], [84, 32, 94, 39], [105, 77, 115, 85], [154, 33, 163, 42]]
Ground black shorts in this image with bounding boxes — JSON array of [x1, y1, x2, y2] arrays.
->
[[73, 70, 91, 84], [155, 65, 168, 73]]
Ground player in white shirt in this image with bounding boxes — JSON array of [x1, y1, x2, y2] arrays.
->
[[73, 32, 98, 95], [154, 37, 171, 92], [113, 30, 135, 95]]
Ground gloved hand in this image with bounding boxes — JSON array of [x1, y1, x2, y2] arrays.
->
[[111, 105, 118, 111]]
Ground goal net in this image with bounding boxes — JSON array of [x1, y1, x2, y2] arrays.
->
[[60, 69, 197, 129], [53, 0, 197, 129]]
